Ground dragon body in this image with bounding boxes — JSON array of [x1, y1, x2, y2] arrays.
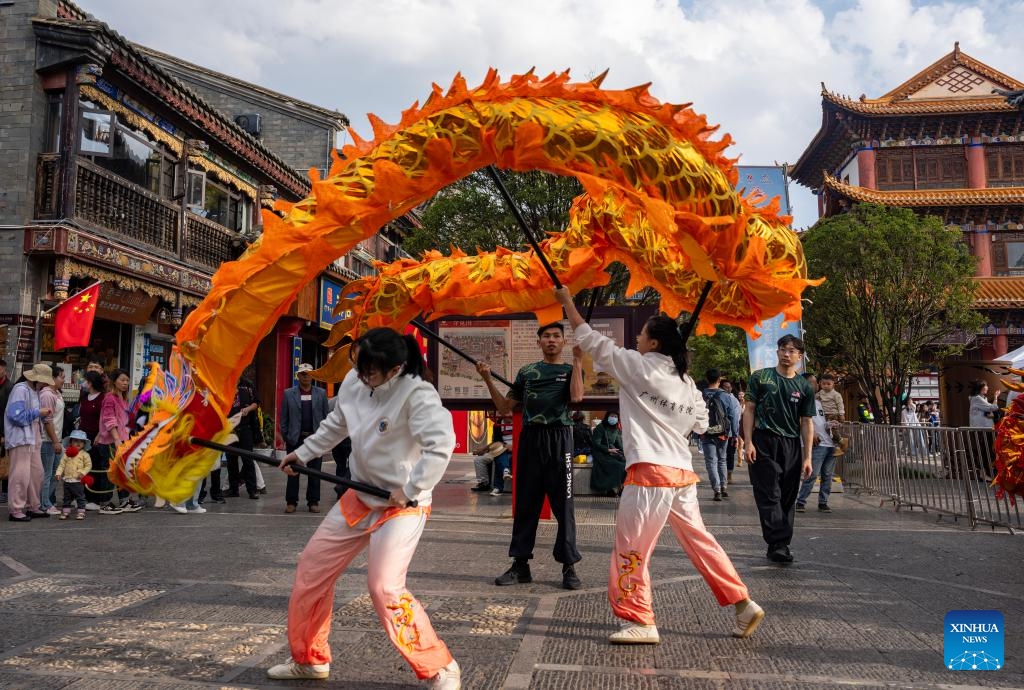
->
[[111, 69, 820, 500]]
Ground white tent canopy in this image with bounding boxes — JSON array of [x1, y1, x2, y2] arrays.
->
[[998, 343, 1024, 368]]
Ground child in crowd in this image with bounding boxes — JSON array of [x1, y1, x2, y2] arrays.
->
[[55, 430, 93, 520], [815, 373, 846, 444]]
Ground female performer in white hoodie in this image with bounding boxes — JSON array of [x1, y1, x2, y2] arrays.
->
[[555, 288, 764, 645], [270, 327, 461, 690]]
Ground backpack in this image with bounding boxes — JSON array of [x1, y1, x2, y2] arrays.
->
[[703, 389, 729, 437]]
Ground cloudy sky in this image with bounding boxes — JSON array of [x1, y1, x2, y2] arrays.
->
[[77, 0, 1024, 229]]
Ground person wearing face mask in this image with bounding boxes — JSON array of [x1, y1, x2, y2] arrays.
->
[[590, 411, 625, 497], [271, 327, 460, 689]]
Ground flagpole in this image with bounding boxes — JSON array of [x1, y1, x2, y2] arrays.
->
[[41, 280, 102, 316]]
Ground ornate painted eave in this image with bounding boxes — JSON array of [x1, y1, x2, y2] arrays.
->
[[33, 17, 311, 200], [973, 277, 1024, 309], [822, 173, 1024, 207], [790, 99, 859, 189], [821, 90, 1016, 116]]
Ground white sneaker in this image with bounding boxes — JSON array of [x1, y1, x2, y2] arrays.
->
[[85, 502, 100, 511], [502, 468, 512, 480], [732, 599, 765, 638], [153, 497, 166, 508], [170, 504, 188, 514], [608, 621, 660, 644], [426, 659, 460, 689], [187, 506, 207, 514], [490, 488, 502, 496], [45, 506, 62, 515], [266, 659, 329, 679]]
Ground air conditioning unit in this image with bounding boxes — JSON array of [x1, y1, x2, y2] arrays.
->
[[234, 113, 262, 137]]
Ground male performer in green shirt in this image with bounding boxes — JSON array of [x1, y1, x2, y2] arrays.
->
[[742, 334, 815, 564], [477, 322, 585, 590]]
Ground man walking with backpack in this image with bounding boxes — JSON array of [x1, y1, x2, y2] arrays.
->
[[701, 369, 738, 501]]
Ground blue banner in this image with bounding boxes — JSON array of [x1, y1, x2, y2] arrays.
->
[[736, 165, 791, 215], [291, 336, 303, 387], [737, 166, 802, 372]]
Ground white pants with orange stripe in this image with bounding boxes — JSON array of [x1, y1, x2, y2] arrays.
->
[[285, 500, 453, 680], [609, 483, 749, 625]]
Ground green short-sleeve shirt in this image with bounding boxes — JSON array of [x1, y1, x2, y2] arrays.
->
[[747, 367, 816, 438], [509, 361, 573, 426]]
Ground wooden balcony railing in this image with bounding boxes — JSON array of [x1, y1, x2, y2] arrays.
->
[[185, 212, 236, 268], [75, 159, 179, 254], [34, 155, 243, 271]]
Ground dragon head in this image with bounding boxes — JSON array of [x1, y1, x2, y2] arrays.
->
[[109, 352, 233, 503]]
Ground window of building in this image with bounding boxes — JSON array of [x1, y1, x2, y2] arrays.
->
[[78, 100, 177, 196], [44, 93, 63, 153], [188, 175, 247, 231], [987, 143, 1024, 188], [876, 146, 967, 190]]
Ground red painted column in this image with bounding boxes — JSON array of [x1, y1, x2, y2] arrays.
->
[[274, 317, 304, 449], [973, 226, 993, 277], [966, 140, 986, 189], [994, 334, 1009, 358], [856, 147, 877, 189]]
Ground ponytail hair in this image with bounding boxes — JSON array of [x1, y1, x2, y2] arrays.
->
[[354, 327, 426, 380], [644, 314, 689, 381]]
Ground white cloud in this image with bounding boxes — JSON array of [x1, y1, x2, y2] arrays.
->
[[76, 0, 1024, 228]]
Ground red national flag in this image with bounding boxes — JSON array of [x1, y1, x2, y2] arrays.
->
[[54, 283, 101, 350]]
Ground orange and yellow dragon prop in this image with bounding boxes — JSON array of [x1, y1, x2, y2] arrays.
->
[[112, 69, 826, 502], [994, 369, 1024, 502]]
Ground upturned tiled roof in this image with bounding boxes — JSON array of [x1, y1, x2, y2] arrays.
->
[[823, 173, 1024, 207], [974, 277, 1024, 308]]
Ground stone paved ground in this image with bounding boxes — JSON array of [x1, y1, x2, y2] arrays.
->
[[0, 453, 1022, 689]]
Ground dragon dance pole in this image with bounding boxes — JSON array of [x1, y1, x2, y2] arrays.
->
[[411, 318, 514, 388], [484, 165, 563, 289], [188, 437, 417, 506], [678, 280, 714, 346]]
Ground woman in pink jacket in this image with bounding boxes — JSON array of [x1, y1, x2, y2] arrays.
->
[[95, 369, 139, 514]]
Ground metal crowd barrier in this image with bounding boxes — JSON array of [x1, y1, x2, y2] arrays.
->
[[836, 423, 1023, 533]]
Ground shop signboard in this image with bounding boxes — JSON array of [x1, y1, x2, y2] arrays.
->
[[319, 277, 348, 330], [95, 285, 159, 326], [436, 316, 625, 401]]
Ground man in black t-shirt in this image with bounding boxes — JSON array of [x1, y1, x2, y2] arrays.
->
[[742, 335, 816, 564], [477, 322, 584, 590]]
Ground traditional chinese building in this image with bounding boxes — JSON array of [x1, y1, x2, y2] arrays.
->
[[1, 0, 417, 424], [791, 43, 1024, 361]]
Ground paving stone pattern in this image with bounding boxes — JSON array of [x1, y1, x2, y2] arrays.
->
[[0, 453, 1021, 688]]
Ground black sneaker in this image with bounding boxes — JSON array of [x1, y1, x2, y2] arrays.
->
[[795, 503, 806, 512], [720, 488, 729, 498], [122, 501, 143, 513], [818, 504, 832, 513], [471, 483, 492, 493], [713, 491, 722, 502], [495, 561, 532, 586], [562, 565, 582, 590]]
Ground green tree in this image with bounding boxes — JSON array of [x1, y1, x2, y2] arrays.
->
[[688, 323, 751, 389], [801, 204, 981, 424], [403, 169, 659, 307], [404, 169, 582, 255]]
